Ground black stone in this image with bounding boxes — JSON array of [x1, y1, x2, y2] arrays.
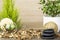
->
[[41, 29, 56, 39]]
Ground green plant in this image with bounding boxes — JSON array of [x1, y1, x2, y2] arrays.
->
[[40, 0, 60, 17], [0, 0, 22, 30]]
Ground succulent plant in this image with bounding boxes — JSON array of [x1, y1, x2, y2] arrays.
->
[[0, 18, 16, 31], [6, 23, 16, 31]]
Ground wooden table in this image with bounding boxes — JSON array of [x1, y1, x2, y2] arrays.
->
[[0, 38, 60, 40]]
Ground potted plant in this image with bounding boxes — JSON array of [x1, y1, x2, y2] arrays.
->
[[0, 0, 22, 32], [40, 0, 60, 31], [0, 0, 22, 39]]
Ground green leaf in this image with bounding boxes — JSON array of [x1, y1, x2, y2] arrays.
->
[[40, 0, 60, 17]]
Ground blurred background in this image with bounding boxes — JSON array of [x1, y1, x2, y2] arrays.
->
[[0, 0, 43, 29]]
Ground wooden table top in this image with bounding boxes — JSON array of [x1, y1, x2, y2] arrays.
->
[[0, 37, 60, 40]]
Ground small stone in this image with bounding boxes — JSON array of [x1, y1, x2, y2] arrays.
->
[[0, 35, 2, 38], [9, 35, 13, 38], [14, 34, 18, 38]]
